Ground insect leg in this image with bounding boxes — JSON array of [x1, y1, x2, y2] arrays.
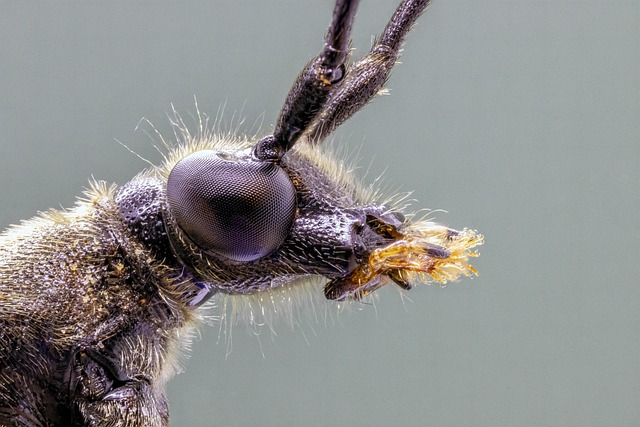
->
[[254, 0, 360, 161], [304, 0, 432, 143]]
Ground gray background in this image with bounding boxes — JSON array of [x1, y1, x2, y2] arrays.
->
[[1, 1, 638, 426]]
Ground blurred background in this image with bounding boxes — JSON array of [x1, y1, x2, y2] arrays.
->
[[1, 1, 638, 426]]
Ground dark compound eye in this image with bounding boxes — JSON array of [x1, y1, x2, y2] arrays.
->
[[166, 150, 296, 262]]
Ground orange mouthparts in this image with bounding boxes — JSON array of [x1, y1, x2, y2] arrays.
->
[[324, 225, 483, 300]]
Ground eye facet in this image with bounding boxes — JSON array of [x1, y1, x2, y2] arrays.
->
[[166, 150, 296, 262]]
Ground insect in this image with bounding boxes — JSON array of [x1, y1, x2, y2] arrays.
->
[[0, 0, 482, 425]]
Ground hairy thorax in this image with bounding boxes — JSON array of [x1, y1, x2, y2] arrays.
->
[[0, 183, 196, 426]]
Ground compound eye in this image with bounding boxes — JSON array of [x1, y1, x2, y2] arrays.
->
[[166, 150, 296, 262]]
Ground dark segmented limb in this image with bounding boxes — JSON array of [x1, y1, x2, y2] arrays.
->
[[305, 0, 431, 143], [254, 0, 430, 159], [254, 0, 360, 161]]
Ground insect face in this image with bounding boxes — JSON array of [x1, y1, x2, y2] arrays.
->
[[0, 1, 482, 425]]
